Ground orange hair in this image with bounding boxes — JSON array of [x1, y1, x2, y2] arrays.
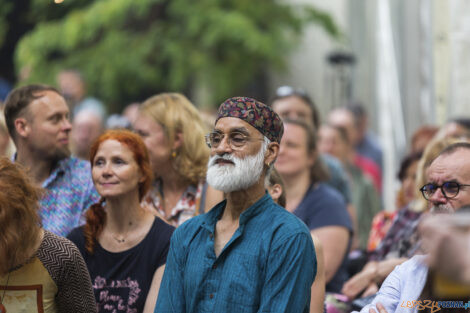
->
[[84, 129, 153, 253], [0, 157, 42, 275]]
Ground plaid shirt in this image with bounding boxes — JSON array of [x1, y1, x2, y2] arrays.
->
[[39, 157, 100, 236], [368, 205, 422, 261]]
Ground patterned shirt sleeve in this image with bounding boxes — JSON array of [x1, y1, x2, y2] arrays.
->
[[37, 231, 97, 313], [258, 232, 317, 313]]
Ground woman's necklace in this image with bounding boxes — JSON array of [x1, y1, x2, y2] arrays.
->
[[110, 221, 134, 244], [0, 271, 11, 313], [112, 234, 126, 243]]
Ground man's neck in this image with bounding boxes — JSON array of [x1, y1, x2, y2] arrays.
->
[[223, 178, 266, 222], [16, 150, 55, 185]]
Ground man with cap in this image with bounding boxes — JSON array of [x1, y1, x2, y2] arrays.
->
[[155, 97, 316, 313]]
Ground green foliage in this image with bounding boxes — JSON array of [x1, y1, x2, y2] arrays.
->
[[0, 1, 13, 47], [16, 0, 340, 109]]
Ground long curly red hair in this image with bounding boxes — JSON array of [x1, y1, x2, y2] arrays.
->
[[84, 129, 153, 253]]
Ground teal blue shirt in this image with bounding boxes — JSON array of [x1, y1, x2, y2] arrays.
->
[[155, 193, 316, 313]]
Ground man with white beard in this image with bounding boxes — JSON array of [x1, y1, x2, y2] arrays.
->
[[155, 97, 316, 313]]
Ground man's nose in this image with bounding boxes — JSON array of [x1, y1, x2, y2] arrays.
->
[[213, 136, 233, 155], [62, 119, 72, 132], [429, 187, 447, 205]]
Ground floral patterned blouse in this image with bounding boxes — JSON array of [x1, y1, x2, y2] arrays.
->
[[143, 179, 205, 227]]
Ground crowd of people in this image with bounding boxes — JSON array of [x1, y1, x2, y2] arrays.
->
[[0, 75, 469, 313]]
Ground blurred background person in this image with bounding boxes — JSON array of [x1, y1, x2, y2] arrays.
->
[[0, 108, 14, 158], [410, 125, 439, 154], [367, 151, 422, 253], [440, 118, 470, 139], [341, 137, 462, 301], [3, 84, 99, 236], [271, 86, 352, 206], [67, 129, 174, 313], [56, 69, 106, 118], [318, 123, 381, 252], [329, 107, 382, 193], [71, 107, 104, 160], [122, 102, 140, 125], [346, 103, 383, 171], [265, 168, 326, 313], [133, 93, 223, 227], [0, 157, 96, 312], [275, 118, 353, 293]]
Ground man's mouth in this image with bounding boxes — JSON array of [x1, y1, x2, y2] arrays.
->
[[58, 138, 69, 145], [215, 158, 234, 165]]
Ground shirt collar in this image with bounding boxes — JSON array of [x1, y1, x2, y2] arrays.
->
[[12, 153, 69, 187], [201, 192, 273, 231], [42, 158, 69, 187]]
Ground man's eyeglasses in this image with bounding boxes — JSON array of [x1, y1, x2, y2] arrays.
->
[[419, 181, 470, 200], [205, 131, 264, 149]]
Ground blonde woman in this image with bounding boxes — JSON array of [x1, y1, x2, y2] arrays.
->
[[133, 93, 223, 226]]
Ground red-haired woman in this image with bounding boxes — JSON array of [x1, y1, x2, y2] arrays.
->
[[0, 157, 96, 312], [67, 129, 174, 313]]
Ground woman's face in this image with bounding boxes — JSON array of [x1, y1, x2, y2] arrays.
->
[[402, 160, 419, 205], [275, 123, 314, 178], [92, 139, 143, 199], [318, 125, 349, 164], [133, 113, 171, 174]]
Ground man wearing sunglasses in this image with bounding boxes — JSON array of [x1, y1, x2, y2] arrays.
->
[[155, 97, 316, 313]]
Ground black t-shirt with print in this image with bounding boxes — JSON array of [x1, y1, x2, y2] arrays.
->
[[68, 217, 174, 313]]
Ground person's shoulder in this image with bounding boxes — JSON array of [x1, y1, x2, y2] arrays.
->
[[61, 157, 92, 178], [150, 217, 175, 240], [321, 153, 344, 171], [171, 214, 206, 243], [39, 230, 84, 262], [261, 202, 311, 238], [399, 255, 427, 272], [66, 226, 85, 246], [64, 157, 91, 169], [306, 183, 346, 206]]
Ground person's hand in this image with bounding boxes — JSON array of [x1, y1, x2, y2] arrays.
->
[[362, 282, 379, 297], [419, 214, 470, 283], [341, 264, 376, 300], [370, 302, 388, 313]]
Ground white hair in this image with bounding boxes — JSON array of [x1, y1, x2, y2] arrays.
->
[[206, 135, 271, 193]]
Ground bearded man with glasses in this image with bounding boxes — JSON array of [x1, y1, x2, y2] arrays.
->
[[155, 97, 316, 313]]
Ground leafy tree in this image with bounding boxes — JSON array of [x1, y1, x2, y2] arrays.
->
[[15, 0, 340, 110]]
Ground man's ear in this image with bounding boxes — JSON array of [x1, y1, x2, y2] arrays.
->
[[14, 118, 30, 138], [264, 142, 279, 167]]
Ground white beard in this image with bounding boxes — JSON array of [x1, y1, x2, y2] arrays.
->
[[206, 147, 266, 193]]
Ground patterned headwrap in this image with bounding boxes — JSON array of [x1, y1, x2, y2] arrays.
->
[[216, 97, 284, 143]]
